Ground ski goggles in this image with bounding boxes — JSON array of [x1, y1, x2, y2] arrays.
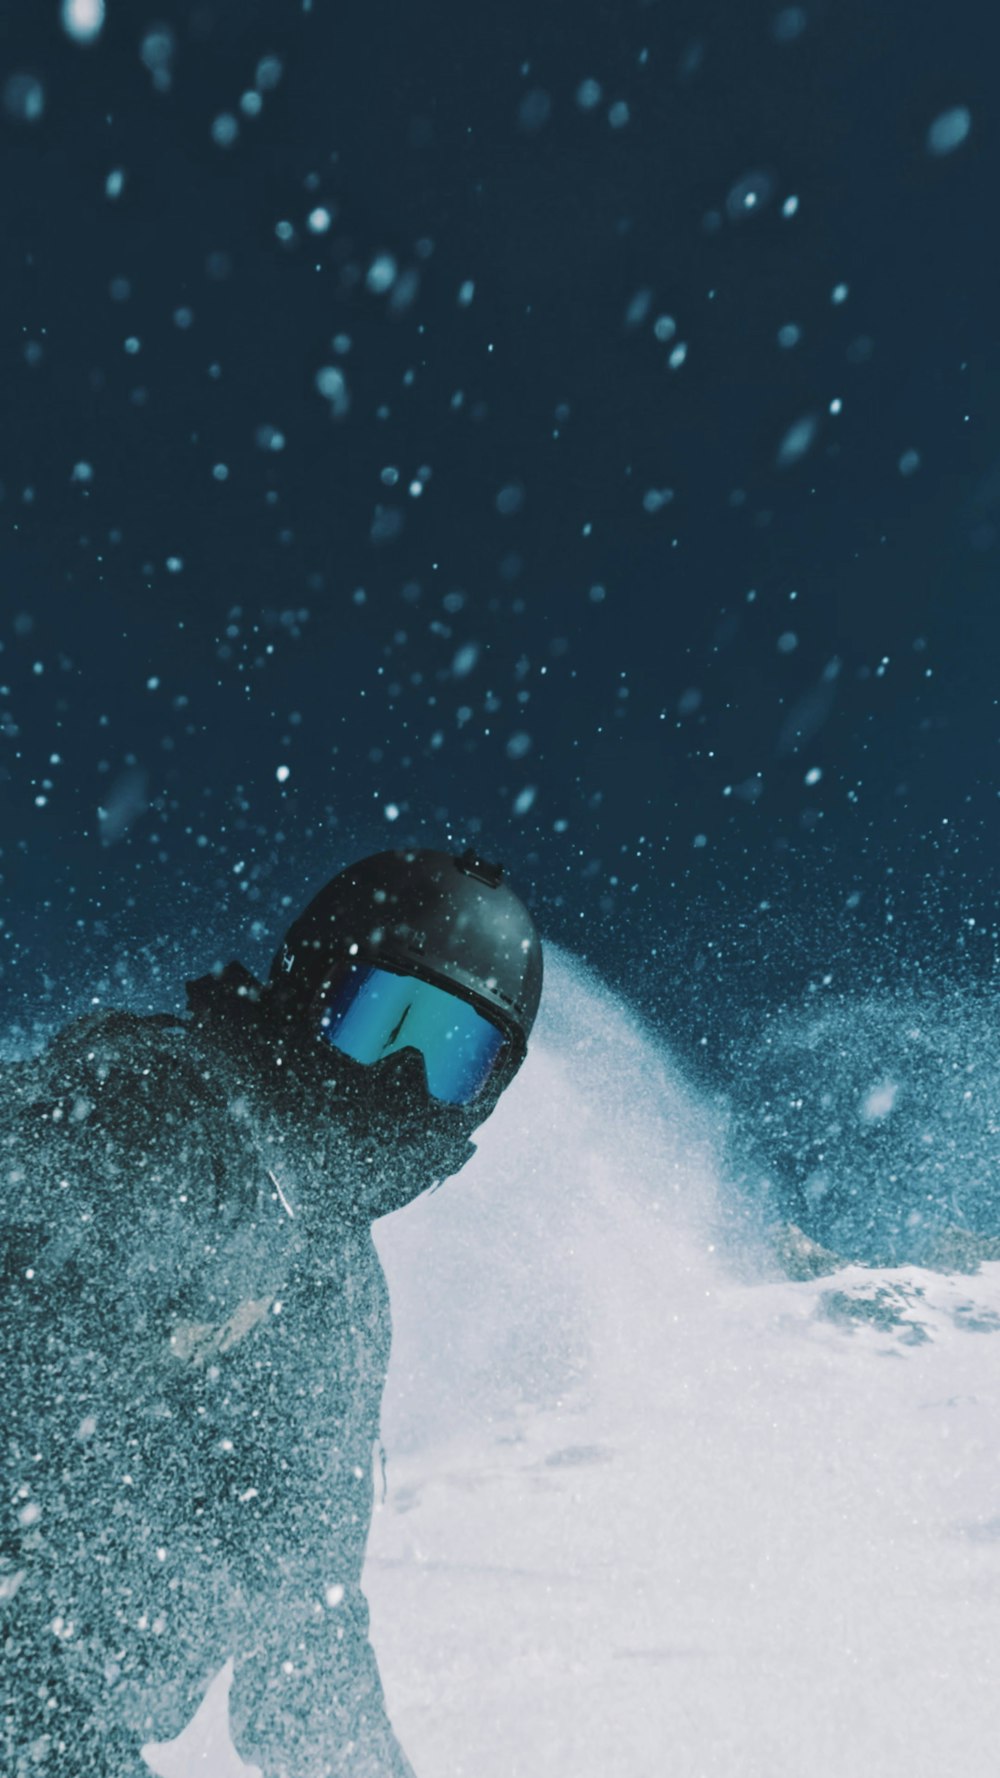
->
[[316, 963, 509, 1106]]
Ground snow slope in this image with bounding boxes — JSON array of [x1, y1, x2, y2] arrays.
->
[[146, 952, 1000, 1777]]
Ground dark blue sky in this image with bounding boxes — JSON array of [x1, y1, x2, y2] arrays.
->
[[2, 0, 998, 1063]]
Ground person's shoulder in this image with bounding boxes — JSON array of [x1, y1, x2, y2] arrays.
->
[[7, 1006, 234, 1135], [48, 1005, 208, 1076], [0, 1010, 228, 1230]]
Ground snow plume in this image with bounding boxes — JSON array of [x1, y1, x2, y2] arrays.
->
[[726, 985, 1000, 1266], [366, 955, 1000, 1778], [376, 945, 725, 1452]]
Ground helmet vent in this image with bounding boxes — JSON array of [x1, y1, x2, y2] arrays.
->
[[456, 847, 504, 888]]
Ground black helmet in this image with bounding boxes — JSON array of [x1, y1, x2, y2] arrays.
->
[[265, 847, 543, 1114]]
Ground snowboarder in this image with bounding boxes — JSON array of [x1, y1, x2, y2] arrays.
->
[[1, 846, 544, 1778]]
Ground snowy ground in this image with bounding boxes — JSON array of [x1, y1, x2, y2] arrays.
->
[[145, 954, 1000, 1777]]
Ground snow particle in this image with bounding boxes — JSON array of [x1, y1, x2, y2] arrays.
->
[[575, 79, 603, 111], [256, 56, 284, 91], [804, 766, 823, 785], [315, 365, 350, 417], [927, 105, 972, 157], [726, 170, 774, 220], [324, 1583, 345, 1608], [211, 113, 240, 149], [384, 803, 400, 822], [388, 267, 421, 315], [61, 0, 105, 45], [860, 1081, 898, 1123], [366, 254, 398, 295], [782, 194, 800, 217], [642, 488, 674, 514], [506, 732, 533, 760], [831, 282, 849, 305], [653, 314, 677, 342], [898, 448, 921, 476], [772, 7, 808, 43], [276, 765, 291, 783], [668, 342, 688, 370], [496, 483, 525, 516], [70, 461, 94, 484], [513, 786, 537, 815], [105, 168, 125, 199], [212, 463, 230, 482], [165, 556, 183, 574], [776, 414, 819, 468], [451, 643, 480, 678], [608, 101, 631, 129], [457, 280, 476, 307], [624, 288, 653, 330], [140, 26, 176, 92], [777, 631, 799, 653], [517, 89, 552, 134], [3, 74, 45, 124], [777, 323, 801, 348], [255, 424, 286, 452], [370, 506, 403, 545], [307, 206, 333, 234]]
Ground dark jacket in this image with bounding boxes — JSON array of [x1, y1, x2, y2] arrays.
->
[[1, 966, 476, 1778]]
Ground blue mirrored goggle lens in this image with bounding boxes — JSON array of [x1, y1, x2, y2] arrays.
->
[[318, 965, 507, 1106]]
